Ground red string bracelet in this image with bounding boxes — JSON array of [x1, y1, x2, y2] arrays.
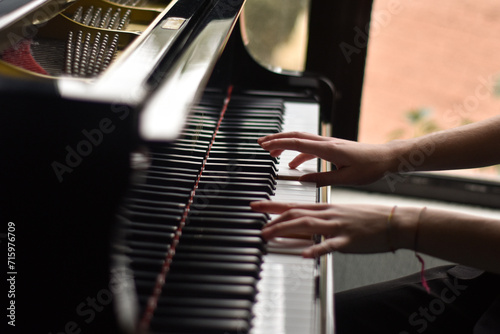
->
[[415, 207, 430, 293]]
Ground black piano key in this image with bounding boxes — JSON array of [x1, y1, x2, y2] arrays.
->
[[135, 278, 160, 296], [129, 188, 191, 203], [221, 112, 282, 120], [172, 252, 261, 266], [150, 157, 204, 170], [164, 273, 257, 286], [229, 95, 285, 107], [160, 282, 256, 300], [126, 203, 185, 216], [204, 163, 277, 177], [212, 134, 267, 143], [226, 109, 279, 116], [208, 150, 278, 162], [153, 306, 251, 320], [188, 204, 268, 215], [152, 140, 209, 151], [178, 234, 265, 252], [129, 256, 166, 271], [147, 167, 200, 180], [150, 147, 208, 158], [182, 226, 262, 238], [218, 125, 281, 135], [132, 183, 193, 197], [126, 229, 175, 243], [216, 129, 274, 137], [127, 240, 170, 252], [126, 249, 168, 260], [190, 195, 270, 207], [184, 117, 218, 124], [134, 270, 258, 287], [197, 181, 274, 195], [152, 296, 254, 310], [219, 119, 282, 127], [194, 190, 270, 201], [151, 154, 205, 165], [126, 197, 186, 211], [187, 209, 268, 222], [174, 244, 263, 258], [210, 143, 271, 151], [127, 221, 178, 232], [177, 133, 214, 143], [199, 174, 276, 189], [185, 217, 265, 229]]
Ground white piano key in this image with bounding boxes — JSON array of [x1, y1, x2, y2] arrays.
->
[[250, 101, 320, 334], [252, 253, 317, 334], [272, 180, 318, 203], [275, 102, 320, 179]]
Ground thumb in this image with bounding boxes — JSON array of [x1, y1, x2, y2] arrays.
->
[[299, 170, 353, 187]]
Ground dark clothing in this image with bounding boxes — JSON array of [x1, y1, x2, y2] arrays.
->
[[335, 265, 500, 334]]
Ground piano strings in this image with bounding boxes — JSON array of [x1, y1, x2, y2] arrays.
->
[[0, 0, 164, 77]]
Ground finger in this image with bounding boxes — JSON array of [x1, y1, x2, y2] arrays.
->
[[261, 216, 335, 240], [250, 201, 332, 214], [302, 238, 348, 258], [250, 201, 295, 214], [288, 153, 317, 169], [268, 149, 284, 158], [299, 169, 360, 187], [258, 132, 329, 145], [264, 207, 338, 228], [260, 138, 331, 158]]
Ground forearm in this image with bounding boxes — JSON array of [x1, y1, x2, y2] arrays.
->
[[386, 115, 500, 173], [394, 206, 500, 275]]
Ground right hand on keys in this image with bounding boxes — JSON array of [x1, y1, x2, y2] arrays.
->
[[258, 132, 397, 187]]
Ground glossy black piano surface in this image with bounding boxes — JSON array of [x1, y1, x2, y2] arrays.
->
[[0, 1, 373, 333]]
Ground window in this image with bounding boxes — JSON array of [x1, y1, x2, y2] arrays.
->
[[359, 0, 500, 181]]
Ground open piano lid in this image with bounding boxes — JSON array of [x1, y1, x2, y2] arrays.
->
[[0, 0, 246, 141]]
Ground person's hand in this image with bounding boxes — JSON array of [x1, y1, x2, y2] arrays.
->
[[258, 132, 397, 186], [251, 201, 413, 258]]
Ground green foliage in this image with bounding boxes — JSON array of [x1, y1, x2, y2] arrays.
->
[[388, 107, 440, 140], [494, 77, 500, 97]]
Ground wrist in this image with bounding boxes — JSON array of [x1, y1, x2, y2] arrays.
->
[[392, 206, 421, 250], [383, 139, 411, 173]]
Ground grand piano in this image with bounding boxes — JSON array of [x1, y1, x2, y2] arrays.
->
[[0, 1, 373, 333]]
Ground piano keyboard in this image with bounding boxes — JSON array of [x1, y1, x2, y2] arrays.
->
[[251, 101, 321, 334], [112, 88, 328, 334]]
